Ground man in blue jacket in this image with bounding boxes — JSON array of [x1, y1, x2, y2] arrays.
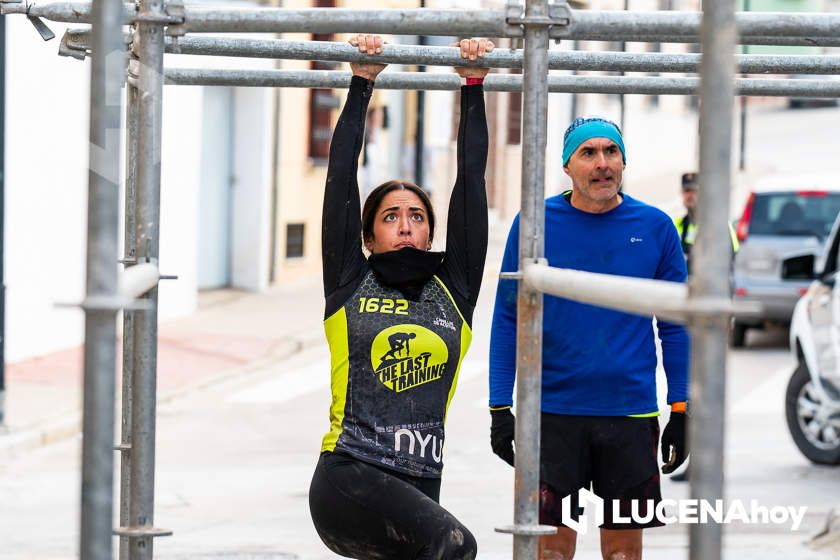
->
[[489, 117, 690, 560]]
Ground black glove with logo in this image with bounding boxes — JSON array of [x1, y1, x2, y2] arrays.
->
[[490, 407, 516, 467], [661, 411, 688, 474]]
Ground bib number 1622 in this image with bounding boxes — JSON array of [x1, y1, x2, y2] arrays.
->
[[359, 297, 408, 315]]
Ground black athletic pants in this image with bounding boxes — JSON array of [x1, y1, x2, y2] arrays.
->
[[309, 452, 477, 560]]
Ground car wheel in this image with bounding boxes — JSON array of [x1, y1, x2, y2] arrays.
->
[[729, 321, 747, 348], [785, 362, 840, 465]]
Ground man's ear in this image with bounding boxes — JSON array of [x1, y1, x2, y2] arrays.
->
[[563, 165, 570, 176]]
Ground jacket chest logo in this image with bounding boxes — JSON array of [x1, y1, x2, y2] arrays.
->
[[370, 324, 449, 393]]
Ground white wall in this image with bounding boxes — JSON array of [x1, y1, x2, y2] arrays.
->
[[159, 85, 202, 319], [4, 19, 277, 361], [5, 19, 88, 362], [232, 87, 272, 291]]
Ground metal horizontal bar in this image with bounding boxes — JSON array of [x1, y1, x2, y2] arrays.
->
[[495, 524, 558, 536], [118, 263, 159, 300], [61, 31, 840, 74], [63, 296, 153, 312], [0, 2, 132, 20], [595, 34, 840, 47], [163, 68, 840, 97], [163, 37, 840, 75], [570, 10, 840, 41], [4, 4, 840, 44], [521, 263, 761, 324]]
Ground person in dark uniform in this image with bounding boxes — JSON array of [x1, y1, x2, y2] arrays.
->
[[308, 34, 493, 560], [671, 172, 738, 482], [673, 171, 739, 275]]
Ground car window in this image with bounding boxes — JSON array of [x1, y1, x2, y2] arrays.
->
[[749, 192, 840, 239]]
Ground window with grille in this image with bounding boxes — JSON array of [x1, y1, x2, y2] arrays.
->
[[507, 69, 522, 145], [286, 223, 305, 259], [308, 0, 338, 164]]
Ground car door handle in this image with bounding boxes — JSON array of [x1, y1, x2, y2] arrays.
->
[[818, 294, 831, 307]]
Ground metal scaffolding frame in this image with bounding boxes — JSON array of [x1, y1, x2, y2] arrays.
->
[[159, 69, 840, 97], [6, 2, 840, 44], [3, 1, 837, 559]]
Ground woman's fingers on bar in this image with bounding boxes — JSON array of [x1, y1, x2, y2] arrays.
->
[[457, 38, 493, 60]]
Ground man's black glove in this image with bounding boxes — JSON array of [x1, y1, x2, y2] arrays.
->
[[490, 407, 515, 467], [661, 411, 688, 475]]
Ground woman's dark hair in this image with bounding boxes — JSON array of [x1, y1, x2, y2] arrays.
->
[[361, 180, 436, 246]]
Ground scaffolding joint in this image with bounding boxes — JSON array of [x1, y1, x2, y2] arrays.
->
[[59, 29, 89, 60], [506, 1, 572, 37], [112, 526, 173, 538], [59, 28, 132, 61], [132, 13, 182, 25], [164, 0, 186, 40]]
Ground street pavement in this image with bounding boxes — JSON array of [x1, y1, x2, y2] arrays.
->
[[2, 102, 840, 559]]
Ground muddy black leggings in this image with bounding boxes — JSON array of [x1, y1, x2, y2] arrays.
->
[[309, 452, 477, 560]]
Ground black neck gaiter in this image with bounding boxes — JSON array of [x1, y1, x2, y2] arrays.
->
[[368, 247, 444, 300]]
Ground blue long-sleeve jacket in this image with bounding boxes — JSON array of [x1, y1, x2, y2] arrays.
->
[[489, 193, 690, 416]]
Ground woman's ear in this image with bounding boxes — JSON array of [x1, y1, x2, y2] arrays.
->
[[364, 238, 374, 253]]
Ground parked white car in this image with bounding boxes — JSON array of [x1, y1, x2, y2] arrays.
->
[[786, 212, 840, 465]]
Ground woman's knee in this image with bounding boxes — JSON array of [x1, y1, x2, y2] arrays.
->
[[424, 522, 477, 560]]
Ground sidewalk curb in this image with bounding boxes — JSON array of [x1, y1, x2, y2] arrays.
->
[[0, 329, 325, 459]]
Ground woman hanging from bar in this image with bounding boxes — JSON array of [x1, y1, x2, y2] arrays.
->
[[309, 34, 493, 560]]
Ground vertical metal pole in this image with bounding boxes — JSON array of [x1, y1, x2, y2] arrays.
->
[[268, 0, 283, 285], [79, 0, 125, 559], [514, 0, 549, 558], [0, 11, 6, 429], [691, 1, 735, 559], [118, 67, 140, 560], [738, 0, 750, 172], [619, 0, 629, 130], [269, 86, 281, 284], [738, 95, 747, 171], [130, 0, 164, 557], [569, 39, 578, 123], [413, 0, 426, 189]]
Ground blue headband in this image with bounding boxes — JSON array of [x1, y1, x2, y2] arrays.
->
[[562, 117, 626, 166]]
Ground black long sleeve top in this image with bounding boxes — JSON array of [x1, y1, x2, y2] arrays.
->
[[321, 76, 489, 326]]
